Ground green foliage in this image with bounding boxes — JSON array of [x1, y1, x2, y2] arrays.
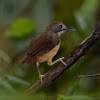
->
[[6, 74, 30, 86], [57, 94, 94, 100], [0, 80, 15, 91], [6, 18, 36, 39], [0, 74, 30, 93]]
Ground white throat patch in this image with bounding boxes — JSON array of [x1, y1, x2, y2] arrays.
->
[[57, 30, 66, 36]]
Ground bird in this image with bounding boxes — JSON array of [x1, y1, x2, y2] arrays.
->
[[21, 21, 75, 83]]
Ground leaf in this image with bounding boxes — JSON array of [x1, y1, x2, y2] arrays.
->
[[6, 18, 36, 39], [57, 94, 94, 100], [0, 80, 15, 91], [6, 75, 30, 86]]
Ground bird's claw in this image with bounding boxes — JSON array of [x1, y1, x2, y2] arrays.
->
[[59, 57, 66, 65]]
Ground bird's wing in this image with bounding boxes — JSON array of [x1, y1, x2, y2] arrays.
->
[[27, 32, 60, 57]]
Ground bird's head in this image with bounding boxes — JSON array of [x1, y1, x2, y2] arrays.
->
[[45, 21, 75, 36]]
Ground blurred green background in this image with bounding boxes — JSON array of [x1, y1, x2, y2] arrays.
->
[[0, 0, 100, 99]]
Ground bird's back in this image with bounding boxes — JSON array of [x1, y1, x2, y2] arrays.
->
[[21, 31, 60, 64]]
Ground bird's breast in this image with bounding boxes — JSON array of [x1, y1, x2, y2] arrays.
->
[[37, 43, 60, 63]]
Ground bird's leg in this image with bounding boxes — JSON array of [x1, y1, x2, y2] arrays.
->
[[36, 62, 44, 84], [48, 57, 66, 66]]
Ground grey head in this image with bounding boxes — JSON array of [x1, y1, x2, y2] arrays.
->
[[45, 21, 75, 36]]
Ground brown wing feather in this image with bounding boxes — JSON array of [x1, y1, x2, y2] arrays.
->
[[27, 32, 60, 57]]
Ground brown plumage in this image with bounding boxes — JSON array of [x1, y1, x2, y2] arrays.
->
[[21, 31, 60, 64], [21, 21, 75, 83]]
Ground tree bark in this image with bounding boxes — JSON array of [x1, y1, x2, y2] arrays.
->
[[25, 22, 100, 93]]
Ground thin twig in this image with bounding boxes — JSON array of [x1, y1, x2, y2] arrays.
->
[[75, 73, 100, 78], [25, 22, 100, 93]]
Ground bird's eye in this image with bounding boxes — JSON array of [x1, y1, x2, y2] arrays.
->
[[59, 25, 63, 28]]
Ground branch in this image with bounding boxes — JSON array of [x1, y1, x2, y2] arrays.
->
[[75, 73, 100, 78], [25, 22, 100, 93]]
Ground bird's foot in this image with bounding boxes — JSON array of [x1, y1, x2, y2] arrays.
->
[[59, 57, 66, 65], [39, 74, 44, 84]]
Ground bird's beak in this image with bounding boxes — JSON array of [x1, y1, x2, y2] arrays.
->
[[65, 28, 76, 31]]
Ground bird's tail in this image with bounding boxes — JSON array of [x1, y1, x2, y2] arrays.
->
[[21, 55, 33, 64]]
